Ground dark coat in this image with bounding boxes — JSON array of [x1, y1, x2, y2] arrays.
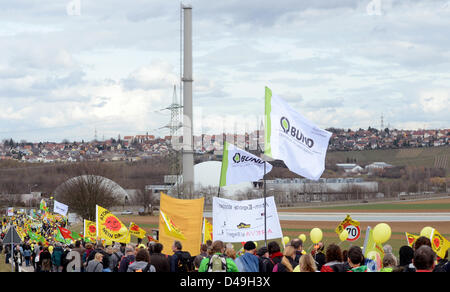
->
[[149, 253, 170, 272]]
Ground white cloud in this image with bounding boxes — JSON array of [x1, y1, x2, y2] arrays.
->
[[0, 0, 449, 142]]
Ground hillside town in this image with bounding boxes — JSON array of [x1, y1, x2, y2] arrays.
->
[[0, 127, 449, 164]]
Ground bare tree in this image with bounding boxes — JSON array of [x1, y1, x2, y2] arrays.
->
[[56, 175, 120, 221], [131, 186, 158, 216]]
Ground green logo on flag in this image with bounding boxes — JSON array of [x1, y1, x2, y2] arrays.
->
[[233, 153, 241, 163], [280, 116, 315, 148], [281, 117, 290, 133]]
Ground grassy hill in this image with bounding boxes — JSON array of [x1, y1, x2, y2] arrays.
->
[[327, 146, 449, 169]]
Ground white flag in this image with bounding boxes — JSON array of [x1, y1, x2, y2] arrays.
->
[[53, 200, 69, 216], [264, 87, 332, 180], [219, 142, 272, 187]]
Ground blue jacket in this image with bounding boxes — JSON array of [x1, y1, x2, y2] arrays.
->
[[235, 252, 259, 272], [52, 246, 64, 266]]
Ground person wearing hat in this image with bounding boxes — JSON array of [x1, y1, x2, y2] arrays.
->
[[235, 241, 259, 272]]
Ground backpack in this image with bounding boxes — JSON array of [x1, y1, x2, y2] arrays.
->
[[206, 254, 227, 272], [176, 251, 194, 272], [112, 253, 121, 272], [134, 263, 151, 272]]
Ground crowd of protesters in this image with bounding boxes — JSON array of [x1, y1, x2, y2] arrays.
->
[[1, 214, 449, 272], [1, 236, 448, 272]]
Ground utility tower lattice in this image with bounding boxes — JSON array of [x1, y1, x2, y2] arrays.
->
[[163, 85, 183, 136], [162, 85, 183, 176]]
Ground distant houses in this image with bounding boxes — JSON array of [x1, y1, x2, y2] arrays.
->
[[0, 127, 449, 164]]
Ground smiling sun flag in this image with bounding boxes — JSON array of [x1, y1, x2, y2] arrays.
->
[[96, 205, 130, 244], [129, 222, 146, 239], [84, 219, 97, 240]]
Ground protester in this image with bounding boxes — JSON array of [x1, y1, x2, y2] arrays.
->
[[193, 243, 209, 271], [383, 244, 393, 255], [235, 241, 259, 272], [380, 253, 397, 272], [51, 243, 64, 272], [149, 243, 170, 272], [290, 238, 304, 262], [312, 242, 326, 271], [225, 246, 237, 261], [256, 246, 272, 273], [38, 247, 52, 272], [413, 246, 436, 272], [273, 245, 298, 272], [72, 241, 86, 272], [346, 246, 368, 272], [86, 252, 104, 272], [393, 245, 415, 272], [294, 253, 317, 272], [127, 248, 156, 272], [23, 245, 32, 267], [320, 243, 345, 272], [87, 242, 110, 272], [433, 250, 448, 272], [118, 244, 136, 272], [414, 236, 432, 250], [61, 245, 72, 272], [170, 240, 194, 272], [198, 240, 239, 272], [109, 245, 123, 272], [82, 242, 94, 269], [13, 245, 22, 272], [262, 241, 283, 272]]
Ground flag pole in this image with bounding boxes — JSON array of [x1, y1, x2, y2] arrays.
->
[[264, 161, 267, 247]]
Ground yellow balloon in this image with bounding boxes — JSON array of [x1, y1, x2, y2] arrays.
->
[[420, 226, 433, 238], [339, 229, 349, 242], [254, 241, 258, 248], [298, 234, 306, 242], [310, 228, 323, 244], [373, 223, 391, 244], [283, 236, 290, 245]]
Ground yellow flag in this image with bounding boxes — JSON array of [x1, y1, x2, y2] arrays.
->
[[96, 205, 130, 244], [431, 229, 450, 259], [84, 219, 97, 240], [129, 222, 146, 239], [405, 232, 419, 247], [159, 193, 204, 256], [203, 218, 213, 243]]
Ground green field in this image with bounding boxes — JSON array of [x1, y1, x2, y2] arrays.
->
[[327, 146, 449, 169]]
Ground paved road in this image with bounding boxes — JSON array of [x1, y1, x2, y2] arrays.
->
[[204, 212, 450, 222]]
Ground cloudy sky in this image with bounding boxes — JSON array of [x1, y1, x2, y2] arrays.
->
[[1, 0, 449, 142]]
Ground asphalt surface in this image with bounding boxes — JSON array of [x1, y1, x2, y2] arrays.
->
[[203, 212, 450, 222]]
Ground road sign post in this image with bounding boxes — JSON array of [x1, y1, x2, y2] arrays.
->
[[4, 225, 22, 272]]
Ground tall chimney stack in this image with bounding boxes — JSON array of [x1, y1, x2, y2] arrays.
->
[[182, 4, 194, 194]]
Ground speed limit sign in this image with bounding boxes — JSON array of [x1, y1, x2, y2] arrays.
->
[[344, 224, 361, 241]]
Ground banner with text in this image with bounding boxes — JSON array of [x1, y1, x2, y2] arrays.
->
[[53, 200, 69, 217], [213, 196, 283, 243]]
